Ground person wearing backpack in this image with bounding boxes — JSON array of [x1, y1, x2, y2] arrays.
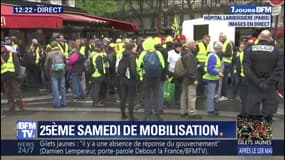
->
[[118, 43, 139, 121], [44, 41, 67, 108], [180, 40, 201, 119], [67, 40, 86, 101], [154, 37, 168, 114], [138, 37, 165, 121], [90, 42, 105, 107]]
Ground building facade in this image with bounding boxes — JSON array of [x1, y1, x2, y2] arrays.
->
[[116, 0, 284, 36]]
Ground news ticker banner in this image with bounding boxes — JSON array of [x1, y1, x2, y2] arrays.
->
[[17, 121, 236, 139], [13, 6, 63, 14], [203, 6, 273, 27], [1, 140, 284, 156]]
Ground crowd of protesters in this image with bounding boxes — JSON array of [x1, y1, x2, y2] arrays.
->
[[1, 30, 283, 121]]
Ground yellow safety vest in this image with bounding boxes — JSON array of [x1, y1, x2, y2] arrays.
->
[[134, 57, 142, 79], [35, 47, 41, 64], [91, 53, 105, 78], [254, 38, 259, 44], [115, 42, 125, 60], [234, 51, 245, 78], [101, 51, 109, 71], [1, 52, 15, 74], [239, 52, 245, 77], [137, 50, 165, 80], [222, 40, 233, 64], [203, 53, 222, 81], [57, 42, 69, 59], [197, 42, 211, 63], [13, 44, 19, 50], [80, 46, 86, 56], [46, 44, 52, 51]]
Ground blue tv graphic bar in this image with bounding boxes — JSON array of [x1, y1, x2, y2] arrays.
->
[[1, 140, 284, 156], [37, 121, 236, 139], [13, 6, 63, 14], [230, 6, 272, 14]]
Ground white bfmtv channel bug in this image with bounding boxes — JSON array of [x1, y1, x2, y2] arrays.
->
[[17, 120, 37, 140]]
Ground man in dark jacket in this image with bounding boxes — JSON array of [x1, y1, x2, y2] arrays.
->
[[1, 41, 24, 112], [118, 43, 139, 121], [180, 40, 200, 119], [154, 37, 168, 114], [90, 42, 105, 107], [244, 30, 283, 122]]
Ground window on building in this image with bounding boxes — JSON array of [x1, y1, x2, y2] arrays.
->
[[62, 0, 69, 6], [194, 25, 209, 41]]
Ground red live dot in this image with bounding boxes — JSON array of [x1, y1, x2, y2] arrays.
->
[[219, 132, 224, 136]]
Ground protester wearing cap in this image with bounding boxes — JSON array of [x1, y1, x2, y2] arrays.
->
[[44, 41, 67, 108], [164, 35, 174, 53], [203, 41, 224, 115], [4, 36, 12, 46], [90, 42, 106, 107], [179, 34, 186, 44], [1, 41, 24, 112]]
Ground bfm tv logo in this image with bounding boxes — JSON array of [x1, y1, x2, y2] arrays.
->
[[17, 120, 36, 139]]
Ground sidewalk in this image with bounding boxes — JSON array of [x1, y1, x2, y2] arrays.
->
[[1, 93, 284, 118]]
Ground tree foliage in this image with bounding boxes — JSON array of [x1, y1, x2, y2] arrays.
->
[[75, 0, 119, 17]]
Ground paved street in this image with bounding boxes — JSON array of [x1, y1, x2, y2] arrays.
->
[[1, 87, 284, 117]]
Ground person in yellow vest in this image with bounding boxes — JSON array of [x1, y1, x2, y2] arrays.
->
[[232, 42, 245, 100], [234, 42, 247, 115], [103, 37, 116, 95], [218, 32, 234, 101], [195, 35, 211, 97], [79, 38, 88, 57], [24, 39, 42, 89], [85, 39, 96, 91], [163, 35, 174, 53], [117, 42, 140, 121], [1, 41, 24, 112], [203, 41, 224, 115], [137, 37, 165, 121], [56, 34, 69, 59], [115, 38, 125, 61], [44, 41, 67, 108], [11, 36, 20, 55], [90, 42, 105, 107], [99, 43, 109, 104]]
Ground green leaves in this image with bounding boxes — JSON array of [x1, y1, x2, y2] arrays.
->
[[171, 16, 180, 39], [75, 0, 119, 17]]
